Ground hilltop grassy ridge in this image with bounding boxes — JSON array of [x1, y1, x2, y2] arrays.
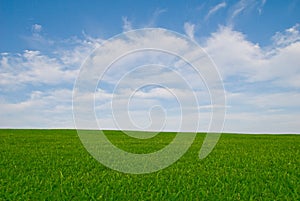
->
[[0, 129, 299, 200]]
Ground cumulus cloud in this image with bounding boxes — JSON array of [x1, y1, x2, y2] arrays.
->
[[203, 24, 300, 133], [73, 29, 224, 131], [0, 33, 101, 128], [1, 23, 300, 133], [204, 25, 300, 88], [0, 50, 78, 88], [204, 26, 262, 78], [0, 34, 101, 90]]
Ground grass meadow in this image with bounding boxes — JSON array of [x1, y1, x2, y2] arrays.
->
[[0, 129, 299, 200]]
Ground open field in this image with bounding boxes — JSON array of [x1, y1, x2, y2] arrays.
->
[[0, 129, 299, 200]]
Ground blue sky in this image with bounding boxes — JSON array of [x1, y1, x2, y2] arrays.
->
[[0, 0, 300, 133]]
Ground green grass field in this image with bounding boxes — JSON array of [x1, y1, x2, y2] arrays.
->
[[0, 129, 299, 200]]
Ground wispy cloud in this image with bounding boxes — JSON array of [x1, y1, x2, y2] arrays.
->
[[258, 0, 267, 15], [272, 23, 300, 47], [147, 8, 167, 27], [32, 24, 42, 33], [205, 2, 227, 21], [183, 22, 195, 40], [228, 1, 247, 25], [122, 16, 132, 32], [24, 24, 54, 49], [227, 0, 254, 26], [227, 0, 266, 26]]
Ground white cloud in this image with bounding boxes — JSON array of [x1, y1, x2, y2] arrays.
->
[[56, 36, 101, 67], [257, 0, 267, 14], [204, 26, 262, 78], [223, 90, 300, 133], [1, 23, 300, 133], [205, 2, 227, 21], [227, 0, 268, 25], [0, 50, 78, 87], [0, 89, 74, 128], [0, 33, 101, 128], [134, 87, 174, 99], [0, 34, 101, 89], [73, 29, 224, 132], [204, 25, 300, 88], [32, 24, 42, 33], [122, 16, 132, 32], [272, 23, 300, 47], [224, 112, 300, 133], [184, 22, 195, 40], [203, 24, 300, 133], [227, 0, 257, 26], [25, 24, 54, 48], [147, 8, 167, 27], [228, 1, 247, 24]]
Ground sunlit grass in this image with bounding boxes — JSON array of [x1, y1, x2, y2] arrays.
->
[[0, 129, 299, 200]]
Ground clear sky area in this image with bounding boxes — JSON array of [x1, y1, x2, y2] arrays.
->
[[1, 0, 300, 133]]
